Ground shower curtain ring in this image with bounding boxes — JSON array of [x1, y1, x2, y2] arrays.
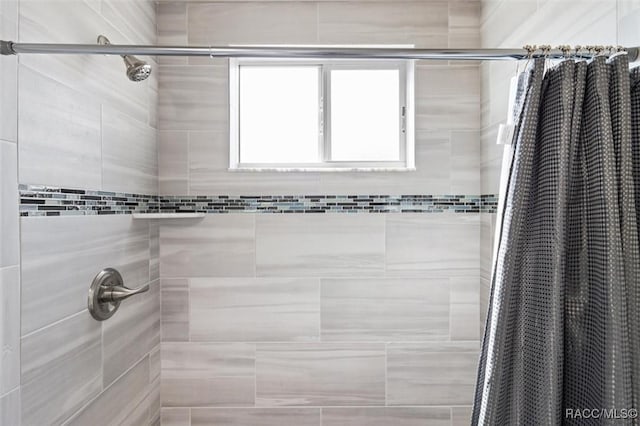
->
[[574, 45, 582, 60], [523, 44, 536, 68], [558, 45, 571, 59]]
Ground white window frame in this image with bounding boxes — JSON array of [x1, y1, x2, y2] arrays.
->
[[229, 57, 415, 171]]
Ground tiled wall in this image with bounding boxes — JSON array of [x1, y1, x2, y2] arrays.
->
[[159, 213, 480, 425], [479, 0, 640, 334], [0, 0, 21, 423], [0, 0, 161, 424], [157, 2, 482, 425], [157, 1, 481, 196]]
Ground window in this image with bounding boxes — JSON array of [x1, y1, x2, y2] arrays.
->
[[229, 58, 415, 171]]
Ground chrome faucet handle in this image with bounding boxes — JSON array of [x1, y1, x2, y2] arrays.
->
[[99, 283, 149, 304], [88, 268, 149, 321]]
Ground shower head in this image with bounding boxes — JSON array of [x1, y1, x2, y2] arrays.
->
[[97, 35, 151, 82], [123, 55, 152, 82]]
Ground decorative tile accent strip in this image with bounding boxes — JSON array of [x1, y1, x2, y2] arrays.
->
[[480, 194, 499, 213], [158, 194, 487, 214], [19, 185, 498, 217], [19, 184, 159, 217]]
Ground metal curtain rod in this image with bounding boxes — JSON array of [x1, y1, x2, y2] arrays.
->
[[1, 41, 639, 62]]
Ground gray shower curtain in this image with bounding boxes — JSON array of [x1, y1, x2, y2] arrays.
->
[[473, 55, 640, 425]]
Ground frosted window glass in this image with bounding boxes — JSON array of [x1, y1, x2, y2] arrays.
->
[[330, 69, 400, 161], [240, 66, 320, 163]]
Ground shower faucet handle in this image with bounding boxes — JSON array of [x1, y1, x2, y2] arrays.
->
[[88, 267, 149, 321], [99, 282, 149, 304]]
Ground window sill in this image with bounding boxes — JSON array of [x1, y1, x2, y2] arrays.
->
[[228, 167, 417, 173]]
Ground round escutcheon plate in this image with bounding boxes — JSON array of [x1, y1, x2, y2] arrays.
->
[[88, 268, 123, 321]]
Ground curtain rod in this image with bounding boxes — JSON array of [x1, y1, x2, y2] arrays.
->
[[2, 41, 639, 62]]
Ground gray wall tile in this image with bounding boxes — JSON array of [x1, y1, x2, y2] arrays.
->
[[159, 131, 189, 195], [0, 55, 17, 143], [188, 131, 322, 196], [120, 397, 151, 426], [451, 130, 481, 194], [450, 276, 481, 340], [317, 2, 448, 46], [448, 2, 480, 48], [150, 221, 160, 281], [15, 1, 159, 424], [102, 104, 158, 195], [158, 63, 228, 131], [157, 2, 481, 199], [0, 141, 18, 267], [618, 1, 640, 45], [192, 408, 321, 426], [187, 3, 317, 47], [157, 3, 188, 65], [386, 214, 480, 277], [100, 0, 156, 45], [18, 65, 102, 189], [0, 0, 17, 142], [65, 356, 151, 426], [387, 342, 479, 406], [0, 0, 15, 142], [150, 345, 161, 383], [160, 215, 255, 277], [321, 278, 449, 341], [190, 277, 320, 342], [161, 279, 190, 342], [256, 343, 385, 406], [103, 280, 159, 387], [21, 311, 102, 426], [148, 377, 161, 426], [21, 216, 150, 335], [0, 388, 20, 426], [321, 407, 451, 426], [451, 406, 473, 426], [162, 408, 190, 426], [256, 214, 385, 277], [161, 343, 255, 407], [450, 302, 481, 341], [317, 131, 452, 196], [0, 266, 19, 396], [18, 0, 151, 123]]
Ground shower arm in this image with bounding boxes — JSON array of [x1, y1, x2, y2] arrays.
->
[[1, 40, 639, 62]]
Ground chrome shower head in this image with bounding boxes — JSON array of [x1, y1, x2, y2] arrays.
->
[[97, 35, 151, 82], [122, 55, 152, 82]]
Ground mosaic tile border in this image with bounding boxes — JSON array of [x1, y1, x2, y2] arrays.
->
[[19, 185, 499, 217], [19, 185, 159, 217]]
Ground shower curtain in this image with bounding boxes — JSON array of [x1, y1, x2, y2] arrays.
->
[[473, 55, 640, 425]]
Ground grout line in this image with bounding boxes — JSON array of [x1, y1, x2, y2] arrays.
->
[[187, 277, 191, 343], [384, 342, 388, 406], [318, 278, 322, 342], [60, 352, 151, 426], [14, 4, 22, 405], [100, 318, 104, 392], [100, 103, 104, 191], [186, 131, 191, 196], [0, 385, 20, 401], [254, 342, 258, 408], [155, 340, 479, 346], [20, 308, 88, 340], [156, 405, 472, 410]]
